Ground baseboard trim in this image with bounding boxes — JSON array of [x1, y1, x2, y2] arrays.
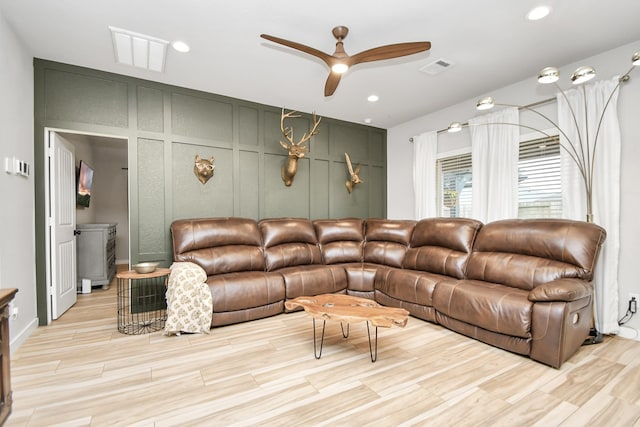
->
[[10, 317, 39, 354], [618, 326, 640, 341]]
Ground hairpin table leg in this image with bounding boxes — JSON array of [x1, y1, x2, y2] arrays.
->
[[312, 318, 326, 359], [340, 322, 350, 338], [366, 321, 379, 363]]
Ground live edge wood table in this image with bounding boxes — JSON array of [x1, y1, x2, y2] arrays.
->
[[285, 294, 409, 363]]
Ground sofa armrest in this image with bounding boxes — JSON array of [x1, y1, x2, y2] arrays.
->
[[528, 279, 592, 302]]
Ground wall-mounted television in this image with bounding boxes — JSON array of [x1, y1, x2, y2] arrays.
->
[[76, 160, 94, 208]]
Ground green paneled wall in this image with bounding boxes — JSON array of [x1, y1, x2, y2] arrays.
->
[[33, 59, 386, 323], [137, 138, 166, 256]]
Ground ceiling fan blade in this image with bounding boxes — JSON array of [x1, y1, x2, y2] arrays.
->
[[324, 72, 342, 96], [349, 41, 431, 66], [260, 34, 333, 66]]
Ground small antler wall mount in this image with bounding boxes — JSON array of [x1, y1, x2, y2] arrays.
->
[[344, 152, 363, 193], [193, 154, 215, 184], [279, 108, 322, 186]]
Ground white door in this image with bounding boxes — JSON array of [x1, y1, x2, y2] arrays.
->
[[48, 131, 77, 319]]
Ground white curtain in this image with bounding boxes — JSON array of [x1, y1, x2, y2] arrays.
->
[[558, 78, 621, 335], [412, 131, 438, 219], [469, 107, 520, 222]]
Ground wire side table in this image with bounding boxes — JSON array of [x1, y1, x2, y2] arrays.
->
[[117, 268, 171, 334]]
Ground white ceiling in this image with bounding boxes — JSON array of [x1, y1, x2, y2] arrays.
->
[[2, 0, 640, 129]]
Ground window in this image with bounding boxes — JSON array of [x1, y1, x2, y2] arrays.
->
[[518, 135, 562, 218], [436, 134, 562, 219], [436, 151, 472, 218]]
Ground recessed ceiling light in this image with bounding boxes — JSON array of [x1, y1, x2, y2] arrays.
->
[[363, 118, 372, 124], [526, 5, 551, 21], [172, 41, 191, 53], [367, 95, 379, 103]]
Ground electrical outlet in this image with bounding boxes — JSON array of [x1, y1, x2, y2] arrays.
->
[[8, 302, 18, 320]]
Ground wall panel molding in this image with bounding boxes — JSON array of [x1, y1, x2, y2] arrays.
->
[[33, 59, 386, 319]]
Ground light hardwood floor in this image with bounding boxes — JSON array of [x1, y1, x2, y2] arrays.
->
[[7, 273, 640, 427]]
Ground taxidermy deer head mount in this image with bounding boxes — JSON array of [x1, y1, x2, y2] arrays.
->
[[279, 108, 322, 186], [345, 152, 363, 193], [194, 154, 215, 184]]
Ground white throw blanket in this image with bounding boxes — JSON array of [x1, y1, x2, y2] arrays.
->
[[164, 262, 212, 335]]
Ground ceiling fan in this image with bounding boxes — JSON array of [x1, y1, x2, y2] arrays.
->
[[260, 26, 431, 96]]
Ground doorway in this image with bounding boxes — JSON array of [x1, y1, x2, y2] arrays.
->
[[45, 129, 129, 323]]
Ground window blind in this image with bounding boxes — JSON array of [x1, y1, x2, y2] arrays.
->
[[517, 135, 562, 218], [437, 152, 472, 218]]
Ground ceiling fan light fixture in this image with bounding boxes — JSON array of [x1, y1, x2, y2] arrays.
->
[[331, 63, 349, 74], [538, 66, 560, 84], [632, 51, 640, 66], [260, 26, 431, 96], [571, 66, 596, 84], [476, 97, 495, 111]]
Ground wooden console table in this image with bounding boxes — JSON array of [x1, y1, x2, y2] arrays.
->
[[0, 288, 18, 425]]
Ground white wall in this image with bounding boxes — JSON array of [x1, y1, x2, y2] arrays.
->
[[388, 40, 640, 338], [93, 141, 129, 264], [0, 10, 38, 349]]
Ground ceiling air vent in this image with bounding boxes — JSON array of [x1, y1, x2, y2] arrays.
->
[[109, 26, 169, 72], [419, 58, 455, 75]]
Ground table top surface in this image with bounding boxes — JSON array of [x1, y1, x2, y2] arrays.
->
[[116, 268, 171, 279], [285, 294, 409, 328]]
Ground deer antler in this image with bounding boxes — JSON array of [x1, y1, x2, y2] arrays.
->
[[296, 111, 322, 148], [280, 108, 300, 149], [280, 108, 322, 151]]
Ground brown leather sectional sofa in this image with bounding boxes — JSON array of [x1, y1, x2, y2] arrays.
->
[[170, 217, 606, 368]]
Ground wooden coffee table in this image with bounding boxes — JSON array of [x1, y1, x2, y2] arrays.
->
[[285, 294, 409, 362]]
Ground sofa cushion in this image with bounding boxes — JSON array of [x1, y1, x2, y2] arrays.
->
[[171, 218, 265, 274], [278, 265, 347, 301], [207, 271, 285, 312], [344, 264, 377, 293], [363, 219, 415, 268], [259, 218, 322, 271], [432, 279, 533, 338], [314, 219, 364, 264], [403, 218, 482, 279], [376, 268, 450, 308], [467, 219, 606, 291]]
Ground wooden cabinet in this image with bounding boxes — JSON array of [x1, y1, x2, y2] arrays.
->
[[76, 223, 117, 289], [0, 288, 17, 425]]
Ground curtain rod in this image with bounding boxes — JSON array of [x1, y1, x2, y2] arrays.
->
[[408, 96, 555, 142]]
